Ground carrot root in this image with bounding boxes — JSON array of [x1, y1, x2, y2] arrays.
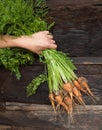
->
[[73, 86, 85, 105], [55, 94, 69, 112], [78, 77, 95, 98], [49, 93, 56, 112]]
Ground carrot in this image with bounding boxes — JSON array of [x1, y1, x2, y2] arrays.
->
[[64, 95, 74, 127], [73, 80, 81, 89], [63, 83, 73, 99], [78, 77, 88, 82], [73, 79, 86, 92], [49, 93, 56, 112], [64, 95, 73, 113], [55, 94, 68, 112], [78, 77, 94, 97], [73, 86, 85, 105]]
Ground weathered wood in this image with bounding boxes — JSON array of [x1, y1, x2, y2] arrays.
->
[[0, 125, 59, 130], [0, 74, 102, 104], [5, 102, 102, 113], [0, 125, 11, 130], [46, 0, 102, 57], [47, 0, 102, 8], [73, 57, 102, 65], [1, 125, 60, 130], [0, 103, 102, 130]]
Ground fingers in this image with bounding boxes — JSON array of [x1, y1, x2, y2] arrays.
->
[[47, 34, 54, 39], [41, 31, 53, 39], [32, 31, 57, 54], [32, 31, 49, 37], [48, 40, 57, 49], [41, 31, 54, 38], [38, 43, 57, 55], [49, 44, 57, 49], [44, 31, 55, 44], [32, 31, 53, 39], [50, 39, 56, 44], [42, 31, 50, 34]]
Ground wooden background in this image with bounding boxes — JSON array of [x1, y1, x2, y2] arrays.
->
[[0, 0, 102, 130]]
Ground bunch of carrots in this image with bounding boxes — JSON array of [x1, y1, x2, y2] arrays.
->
[[40, 49, 95, 126]]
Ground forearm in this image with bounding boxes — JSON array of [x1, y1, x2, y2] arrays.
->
[[0, 35, 18, 48], [0, 31, 57, 54]]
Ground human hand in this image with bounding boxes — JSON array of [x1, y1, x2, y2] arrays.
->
[[14, 31, 57, 54]]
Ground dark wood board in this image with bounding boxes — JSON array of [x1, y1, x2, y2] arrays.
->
[[0, 103, 102, 130], [47, 0, 102, 7], [46, 0, 102, 57]]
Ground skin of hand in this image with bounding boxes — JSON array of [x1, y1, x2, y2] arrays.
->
[[13, 31, 57, 54], [0, 31, 57, 54]]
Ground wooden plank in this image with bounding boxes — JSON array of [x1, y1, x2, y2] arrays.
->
[[5, 102, 102, 113], [54, 33, 102, 57], [0, 125, 11, 130], [0, 125, 57, 130], [47, 0, 102, 57], [72, 57, 102, 64], [75, 65, 102, 75], [0, 73, 102, 104], [0, 104, 102, 130], [0, 75, 102, 104], [47, 0, 102, 8]]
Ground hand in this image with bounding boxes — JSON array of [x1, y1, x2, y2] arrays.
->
[[14, 31, 57, 54]]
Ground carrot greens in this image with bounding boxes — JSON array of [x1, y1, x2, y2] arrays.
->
[[0, 0, 53, 79]]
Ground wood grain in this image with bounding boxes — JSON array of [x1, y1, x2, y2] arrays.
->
[[47, 0, 102, 8], [0, 103, 102, 130]]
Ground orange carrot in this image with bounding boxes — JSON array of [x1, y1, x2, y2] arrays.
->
[[64, 95, 73, 124], [55, 94, 68, 112], [73, 86, 85, 105], [73, 79, 86, 92], [63, 83, 73, 99], [64, 96, 73, 113], [78, 77, 94, 97], [78, 77, 88, 82], [49, 93, 56, 112], [73, 80, 81, 89]]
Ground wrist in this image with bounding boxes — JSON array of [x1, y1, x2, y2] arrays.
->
[[12, 36, 25, 48]]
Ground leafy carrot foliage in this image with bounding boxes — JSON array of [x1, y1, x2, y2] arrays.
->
[[0, 0, 53, 79]]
